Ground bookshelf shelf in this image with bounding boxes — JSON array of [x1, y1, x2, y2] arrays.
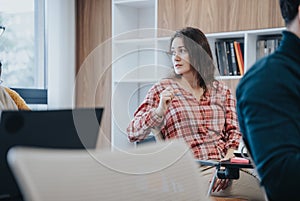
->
[[114, 0, 155, 8], [216, 76, 242, 80], [113, 79, 157, 84], [113, 37, 157, 45], [206, 32, 245, 39]]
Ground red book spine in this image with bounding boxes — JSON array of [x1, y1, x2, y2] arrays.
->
[[234, 41, 244, 75]]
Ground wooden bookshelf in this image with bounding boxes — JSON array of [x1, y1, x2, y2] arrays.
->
[[158, 0, 284, 35], [76, 0, 285, 149]]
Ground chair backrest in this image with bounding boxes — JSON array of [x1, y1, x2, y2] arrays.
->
[[11, 88, 47, 105], [7, 141, 211, 201]]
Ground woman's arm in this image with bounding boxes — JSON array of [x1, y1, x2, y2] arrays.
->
[[127, 84, 164, 142], [223, 88, 241, 152]]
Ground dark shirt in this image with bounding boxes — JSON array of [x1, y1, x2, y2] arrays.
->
[[236, 31, 300, 201]]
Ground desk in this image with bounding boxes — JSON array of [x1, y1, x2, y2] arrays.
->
[[196, 159, 253, 196]]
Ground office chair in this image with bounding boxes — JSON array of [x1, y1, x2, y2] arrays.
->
[[7, 141, 212, 201]]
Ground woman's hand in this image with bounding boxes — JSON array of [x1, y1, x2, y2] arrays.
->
[[155, 87, 174, 117], [221, 148, 236, 161], [212, 178, 231, 192], [211, 148, 236, 192]]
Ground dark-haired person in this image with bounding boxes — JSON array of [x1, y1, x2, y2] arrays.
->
[[127, 27, 265, 200], [236, 1, 300, 200]]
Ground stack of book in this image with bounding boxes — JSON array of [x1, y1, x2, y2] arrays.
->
[[215, 39, 244, 76], [256, 34, 282, 61]]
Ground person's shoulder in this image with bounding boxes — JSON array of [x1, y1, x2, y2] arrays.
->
[[158, 78, 176, 85], [211, 80, 230, 93], [148, 78, 174, 92], [241, 51, 287, 83], [236, 54, 280, 98], [4, 87, 30, 110], [154, 78, 178, 88], [4, 87, 17, 96], [4, 87, 22, 100]]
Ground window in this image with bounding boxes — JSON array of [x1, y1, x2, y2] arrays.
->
[[0, 0, 46, 89]]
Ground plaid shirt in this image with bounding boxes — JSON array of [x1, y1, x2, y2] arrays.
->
[[127, 79, 241, 160]]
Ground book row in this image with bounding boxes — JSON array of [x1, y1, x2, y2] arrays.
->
[[256, 35, 282, 61], [215, 34, 282, 77], [215, 39, 244, 76]]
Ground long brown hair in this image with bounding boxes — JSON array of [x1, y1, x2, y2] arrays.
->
[[169, 27, 216, 92]]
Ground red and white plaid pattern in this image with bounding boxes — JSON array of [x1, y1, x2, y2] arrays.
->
[[127, 79, 241, 160]]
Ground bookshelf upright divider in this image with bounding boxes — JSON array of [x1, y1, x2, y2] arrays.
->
[[112, 0, 164, 150]]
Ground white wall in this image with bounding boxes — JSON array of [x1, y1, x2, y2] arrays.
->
[[46, 0, 75, 109]]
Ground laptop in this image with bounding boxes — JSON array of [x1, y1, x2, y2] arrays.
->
[[0, 108, 104, 201]]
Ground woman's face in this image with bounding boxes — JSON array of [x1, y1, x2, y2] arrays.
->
[[170, 37, 192, 75]]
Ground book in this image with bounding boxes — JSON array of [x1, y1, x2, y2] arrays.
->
[[215, 41, 227, 76], [225, 41, 233, 75], [267, 39, 276, 55], [234, 41, 244, 75], [215, 41, 222, 75], [256, 39, 266, 60], [220, 41, 229, 75], [229, 41, 238, 75], [256, 34, 282, 61]]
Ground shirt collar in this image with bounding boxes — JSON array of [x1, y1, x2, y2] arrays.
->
[[278, 31, 300, 63]]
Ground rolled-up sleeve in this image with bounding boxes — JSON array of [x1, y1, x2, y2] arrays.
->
[[127, 84, 164, 142], [223, 88, 242, 150]]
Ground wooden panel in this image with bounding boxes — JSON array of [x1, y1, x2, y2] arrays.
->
[[76, 0, 112, 149], [157, 0, 176, 32], [158, 0, 285, 34], [221, 79, 241, 98], [182, 0, 201, 28], [76, 0, 112, 70]]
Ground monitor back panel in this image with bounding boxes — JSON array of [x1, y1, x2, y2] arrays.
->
[[0, 108, 104, 200]]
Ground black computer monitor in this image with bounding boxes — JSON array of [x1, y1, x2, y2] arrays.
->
[[0, 108, 104, 201]]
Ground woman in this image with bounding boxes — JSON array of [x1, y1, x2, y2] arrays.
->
[[127, 27, 265, 200]]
